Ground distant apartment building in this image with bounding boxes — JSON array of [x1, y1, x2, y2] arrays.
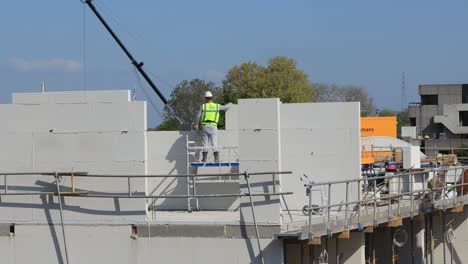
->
[[408, 84, 468, 155]]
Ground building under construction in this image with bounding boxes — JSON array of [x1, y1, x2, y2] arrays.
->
[[0, 90, 467, 263]]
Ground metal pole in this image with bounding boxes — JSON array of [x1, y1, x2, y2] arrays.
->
[[357, 179, 361, 227], [54, 172, 70, 264], [4, 175, 7, 194], [327, 183, 331, 235], [308, 185, 312, 238], [244, 171, 264, 264], [127, 176, 131, 196], [344, 182, 349, 229], [410, 172, 414, 218], [397, 173, 401, 216]]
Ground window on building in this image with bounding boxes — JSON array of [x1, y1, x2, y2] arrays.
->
[[421, 95, 438, 105], [463, 84, 468, 104], [460, 111, 468, 126], [410, 118, 416, 126]]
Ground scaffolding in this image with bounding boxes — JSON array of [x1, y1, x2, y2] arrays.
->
[[0, 170, 292, 264], [185, 134, 240, 211], [280, 166, 468, 242]]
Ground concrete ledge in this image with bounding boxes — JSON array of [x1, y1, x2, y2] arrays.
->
[[137, 224, 280, 239]]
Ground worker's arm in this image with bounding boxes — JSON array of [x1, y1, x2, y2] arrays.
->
[[194, 108, 202, 129], [219, 103, 233, 111]]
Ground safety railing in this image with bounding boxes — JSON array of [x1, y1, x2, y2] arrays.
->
[[303, 166, 468, 238], [0, 170, 293, 264], [0, 170, 292, 199]]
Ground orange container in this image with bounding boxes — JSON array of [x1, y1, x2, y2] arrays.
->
[[360, 116, 397, 138]]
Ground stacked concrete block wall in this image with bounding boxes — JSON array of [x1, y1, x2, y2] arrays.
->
[[0, 224, 282, 264], [280, 102, 361, 211], [146, 130, 240, 211], [239, 98, 283, 225], [0, 90, 147, 223]]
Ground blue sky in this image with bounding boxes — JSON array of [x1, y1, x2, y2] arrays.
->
[[1, 0, 468, 127]]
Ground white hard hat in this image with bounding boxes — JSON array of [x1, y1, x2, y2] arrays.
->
[[204, 91, 213, 98]]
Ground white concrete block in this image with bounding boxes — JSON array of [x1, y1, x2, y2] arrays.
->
[[239, 98, 282, 225], [238, 98, 281, 130], [403, 146, 421, 169], [280, 102, 361, 210], [12, 90, 131, 105]]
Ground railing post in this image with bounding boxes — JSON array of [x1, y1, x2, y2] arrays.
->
[[344, 182, 349, 229], [327, 183, 331, 235], [308, 184, 312, 239], [373, 178, 377, 226], [54, 172, 70, 264], [357, 178, 361, 227], [4, 175, 7, 194], [397, 174, 401, 216], [462, 168, 465, 203], [127, 176, 131, 196], [410, 171, 414, 218]]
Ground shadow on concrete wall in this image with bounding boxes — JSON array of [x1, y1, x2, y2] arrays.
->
[[433, 208, 467, 264], [148, 132, 192, 210], [148, 131, 240, 211]]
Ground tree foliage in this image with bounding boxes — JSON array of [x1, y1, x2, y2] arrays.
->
[[222, 56, 314, 103], [378, 108, 397, 117], [155, 79, 222, 131], [313, 83, 376, 116]]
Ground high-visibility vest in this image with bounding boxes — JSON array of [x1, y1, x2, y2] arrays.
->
[[201, 102, 220, 125]]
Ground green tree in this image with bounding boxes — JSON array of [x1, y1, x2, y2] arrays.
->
[[313, 83, 376, 116], [378, 108, 397, 117], [396, 108, 410, 137], [222, 56, 314, 103], [155, 79, 222, 131]]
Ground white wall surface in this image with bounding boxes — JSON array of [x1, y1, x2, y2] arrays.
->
[[0, 224, 282, 264], [239, 99, 282, 225], [280, 102, 361, 210], [0, 91, 147, 223], [146, 130, 240, 211]]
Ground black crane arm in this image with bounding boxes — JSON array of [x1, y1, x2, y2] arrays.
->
[[84, 0, 185, 124]]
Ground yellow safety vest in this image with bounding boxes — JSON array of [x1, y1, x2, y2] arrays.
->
[[201, 102, 220, 125]]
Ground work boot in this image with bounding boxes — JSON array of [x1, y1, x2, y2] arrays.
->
[[201, 152, 208, 163], [213, 151, 220, 163]]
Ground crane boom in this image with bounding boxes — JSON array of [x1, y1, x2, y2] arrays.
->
[[84, 0, 185, 125]]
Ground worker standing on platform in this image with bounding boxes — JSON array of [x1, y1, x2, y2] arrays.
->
[[194, 91, 232, 163]]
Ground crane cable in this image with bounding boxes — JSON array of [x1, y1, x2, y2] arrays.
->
[[132, 66, 165, 119], [83, 1, 87, 91]]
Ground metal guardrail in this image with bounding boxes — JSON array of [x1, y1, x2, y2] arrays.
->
[[0, 170, 293, 264], [303, 166, 467, 238], [0, 170, 293, 198]]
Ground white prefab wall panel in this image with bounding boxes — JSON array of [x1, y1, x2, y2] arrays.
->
[[239, 99, 282, 225], [0, 102, 147, 133], [146, 130, 239, 211], [280, 102, 361, 210], [0, 90, 148, 223], [0, 225, 282, 264], [402, 146, 421, 169], [12, 90, 131, 104]]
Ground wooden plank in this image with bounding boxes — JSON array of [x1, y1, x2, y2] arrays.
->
[[413, 214, 425, 222], [307, 236, 321, 245], [451, 204, 464, 213], [336, 229, 350, 239], [381, 218, 402, 228], [363, 225, 374, 233]]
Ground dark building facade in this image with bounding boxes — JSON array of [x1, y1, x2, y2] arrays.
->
[[408, 84, 468, 155]]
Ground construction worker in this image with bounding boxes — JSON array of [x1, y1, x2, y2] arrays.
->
[[194, 91, 232, 163]]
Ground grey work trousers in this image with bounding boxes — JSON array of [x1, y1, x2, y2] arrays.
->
[[201, 124, 218, 152]]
